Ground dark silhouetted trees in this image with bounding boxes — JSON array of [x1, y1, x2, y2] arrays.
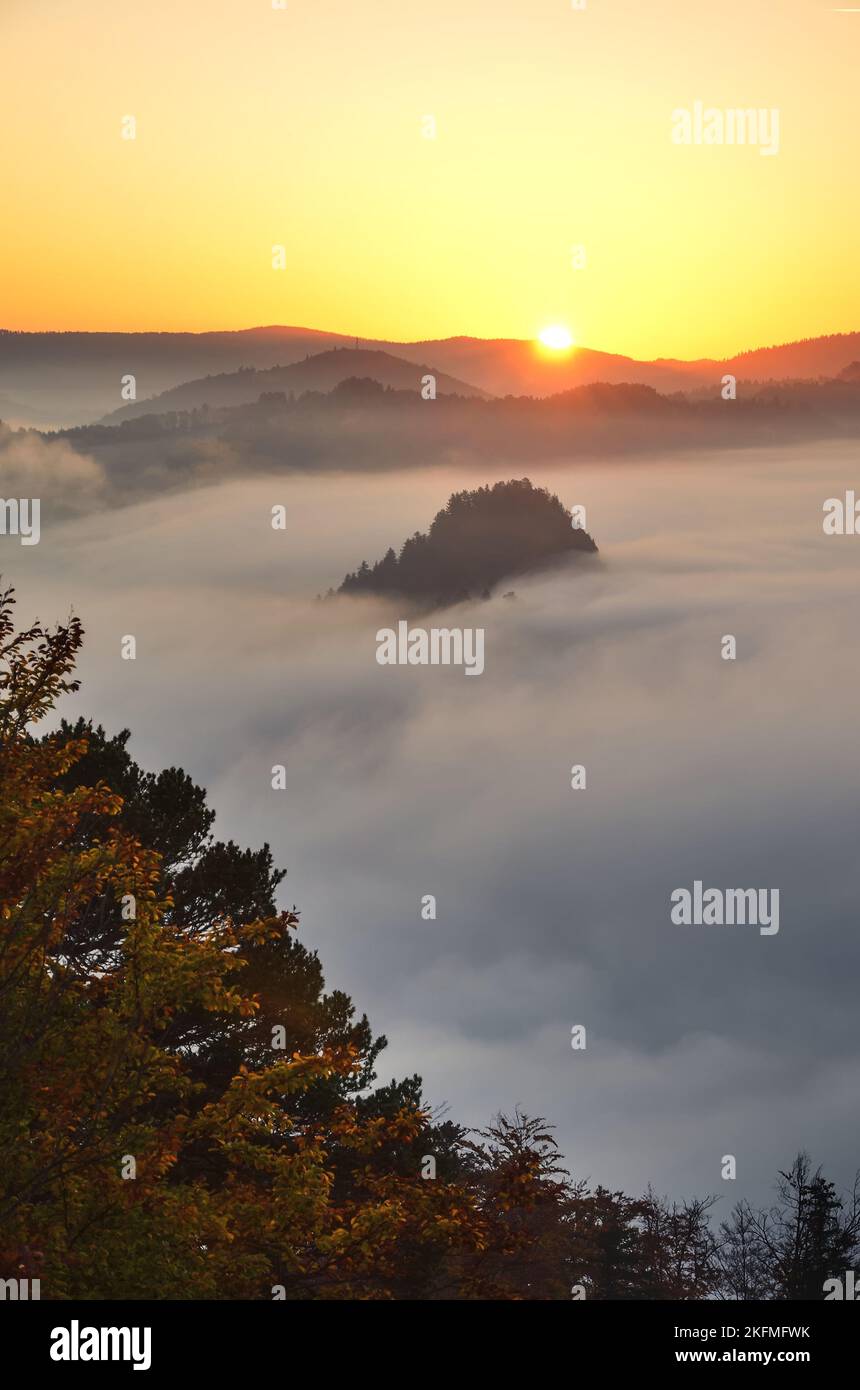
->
[[718, 1154, 860, 1301], [339, 478, 598, 607]]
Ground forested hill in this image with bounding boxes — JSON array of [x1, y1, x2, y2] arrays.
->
[[338, 478, 598, 606]]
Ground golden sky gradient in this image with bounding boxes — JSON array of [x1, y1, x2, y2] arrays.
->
[[2, 0, 857, 357]]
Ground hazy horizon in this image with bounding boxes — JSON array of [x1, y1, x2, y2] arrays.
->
[[6, 320, 860, 357]]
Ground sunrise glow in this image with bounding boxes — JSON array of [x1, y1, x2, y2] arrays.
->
[[538, 326, 574, 351], [1, 0, 857, 356]]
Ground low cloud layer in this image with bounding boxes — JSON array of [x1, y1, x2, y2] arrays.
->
[[7, 441, 860, 1209], [0, 426, 105, 516]]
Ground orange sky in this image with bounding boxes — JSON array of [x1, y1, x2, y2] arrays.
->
[[1, 0, 858, 358]]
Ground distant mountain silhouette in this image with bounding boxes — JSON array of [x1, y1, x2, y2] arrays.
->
[[390, 333, 860, 399], [337, 479, 598, 607], [725, 336, 860, 381], [3, 325, 859, 428], [98, 348, 489, 424]]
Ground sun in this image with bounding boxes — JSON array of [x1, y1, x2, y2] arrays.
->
[[537, 325, 574, 351]]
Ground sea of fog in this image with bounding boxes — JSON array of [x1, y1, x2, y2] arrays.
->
[[8, 441, 860, 1210]]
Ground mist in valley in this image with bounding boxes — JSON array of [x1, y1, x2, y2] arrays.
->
[[6, 439, 860, 1210]]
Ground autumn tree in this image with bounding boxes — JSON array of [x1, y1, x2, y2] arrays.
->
[[567, 1187, 650, 1300], [636, 1191, 720, 1299], [46, 718, 386, 1126], [2, 584, 580, 1300]]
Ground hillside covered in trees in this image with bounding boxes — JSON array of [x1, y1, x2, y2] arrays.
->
[[338, 479, 598, 607], [1, 583, 858, 1301]]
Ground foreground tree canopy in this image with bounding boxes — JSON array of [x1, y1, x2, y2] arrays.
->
[[0, 584, 857, 1299]]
